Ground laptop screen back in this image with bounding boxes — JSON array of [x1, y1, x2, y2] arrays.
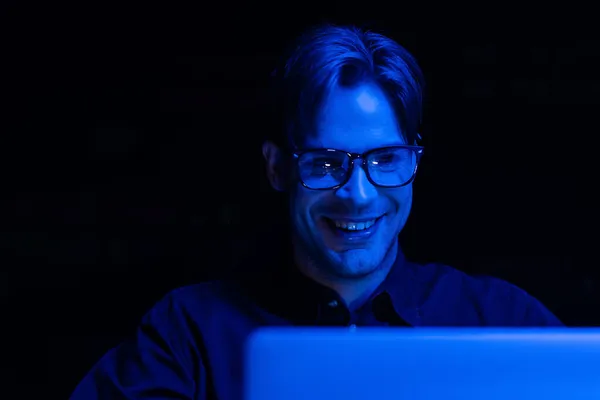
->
[[245, 328, 600, 400]]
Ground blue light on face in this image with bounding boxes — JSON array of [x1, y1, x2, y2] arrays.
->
[[355, 90, 379, 114], [287, 81, 412, 279]]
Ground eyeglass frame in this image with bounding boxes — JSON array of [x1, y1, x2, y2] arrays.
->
[[290, 145, 425, 190]]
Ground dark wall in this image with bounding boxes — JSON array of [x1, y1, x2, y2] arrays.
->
[[2, 2, 599, 397]]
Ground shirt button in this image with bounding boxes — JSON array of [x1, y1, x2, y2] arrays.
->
[[327, 300, 338, 308]]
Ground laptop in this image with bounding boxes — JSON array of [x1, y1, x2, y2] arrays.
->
[[244, 328, 600, 400]]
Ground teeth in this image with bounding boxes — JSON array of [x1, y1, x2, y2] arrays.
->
[[334, 219, 377, 231]]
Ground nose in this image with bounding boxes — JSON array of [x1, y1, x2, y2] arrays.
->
[[335, 159, 378, 205]]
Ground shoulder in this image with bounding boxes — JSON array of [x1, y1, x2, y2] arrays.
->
[[142, 280, 246, 328], [162, 281, 238, 304], [412, 262, 563, 326]]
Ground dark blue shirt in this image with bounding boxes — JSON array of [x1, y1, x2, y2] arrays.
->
[[71, 250, 563, 399]]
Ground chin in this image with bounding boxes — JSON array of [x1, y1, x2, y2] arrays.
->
[[325, 247, 386, 279]]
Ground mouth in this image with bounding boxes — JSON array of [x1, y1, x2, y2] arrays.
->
[[321, 215, 385, 241]]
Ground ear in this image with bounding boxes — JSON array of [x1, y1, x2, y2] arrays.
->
[[262, 140, 287, 192]]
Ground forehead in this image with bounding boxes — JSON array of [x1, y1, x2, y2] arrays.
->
[[304, 82, 405, 152]]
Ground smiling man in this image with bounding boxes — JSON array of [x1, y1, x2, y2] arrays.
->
[[71, 24, 563, 400], [263, 79, 418, 311]]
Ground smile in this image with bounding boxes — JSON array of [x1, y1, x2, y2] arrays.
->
[[322, 216, 385, 241], [333, 219, 377, 231]]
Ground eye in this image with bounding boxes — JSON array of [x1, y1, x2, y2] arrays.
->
[[375, 154, 396, 164], [370, 153, 401, 171], [310, 159, 345, 176]]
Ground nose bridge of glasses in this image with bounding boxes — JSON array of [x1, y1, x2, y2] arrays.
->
[[344, 153, 363, 177], [343, 154, 377, 195], [348, 152, 367, 167]]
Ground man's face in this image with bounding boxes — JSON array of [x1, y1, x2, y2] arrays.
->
[[264, 81, 413, 279]]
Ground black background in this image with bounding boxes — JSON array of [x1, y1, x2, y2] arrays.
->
[[2, 2, 600, 397]]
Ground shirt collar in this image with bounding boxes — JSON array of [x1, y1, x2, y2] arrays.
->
[[244, 244, 426, 326]]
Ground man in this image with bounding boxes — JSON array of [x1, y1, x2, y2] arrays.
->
[[71, 24, 562, 400]]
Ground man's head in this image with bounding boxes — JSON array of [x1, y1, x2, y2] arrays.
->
[[262, 24, 425, 281]]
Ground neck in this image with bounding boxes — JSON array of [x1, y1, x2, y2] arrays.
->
[[293, 240, 398, 311]]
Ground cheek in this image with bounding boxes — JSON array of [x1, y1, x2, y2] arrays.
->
[[388, 186, 413, 212], [290, 185, 329, 222]]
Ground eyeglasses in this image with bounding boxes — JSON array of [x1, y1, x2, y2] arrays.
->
[[292, 145, 424, 190]]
